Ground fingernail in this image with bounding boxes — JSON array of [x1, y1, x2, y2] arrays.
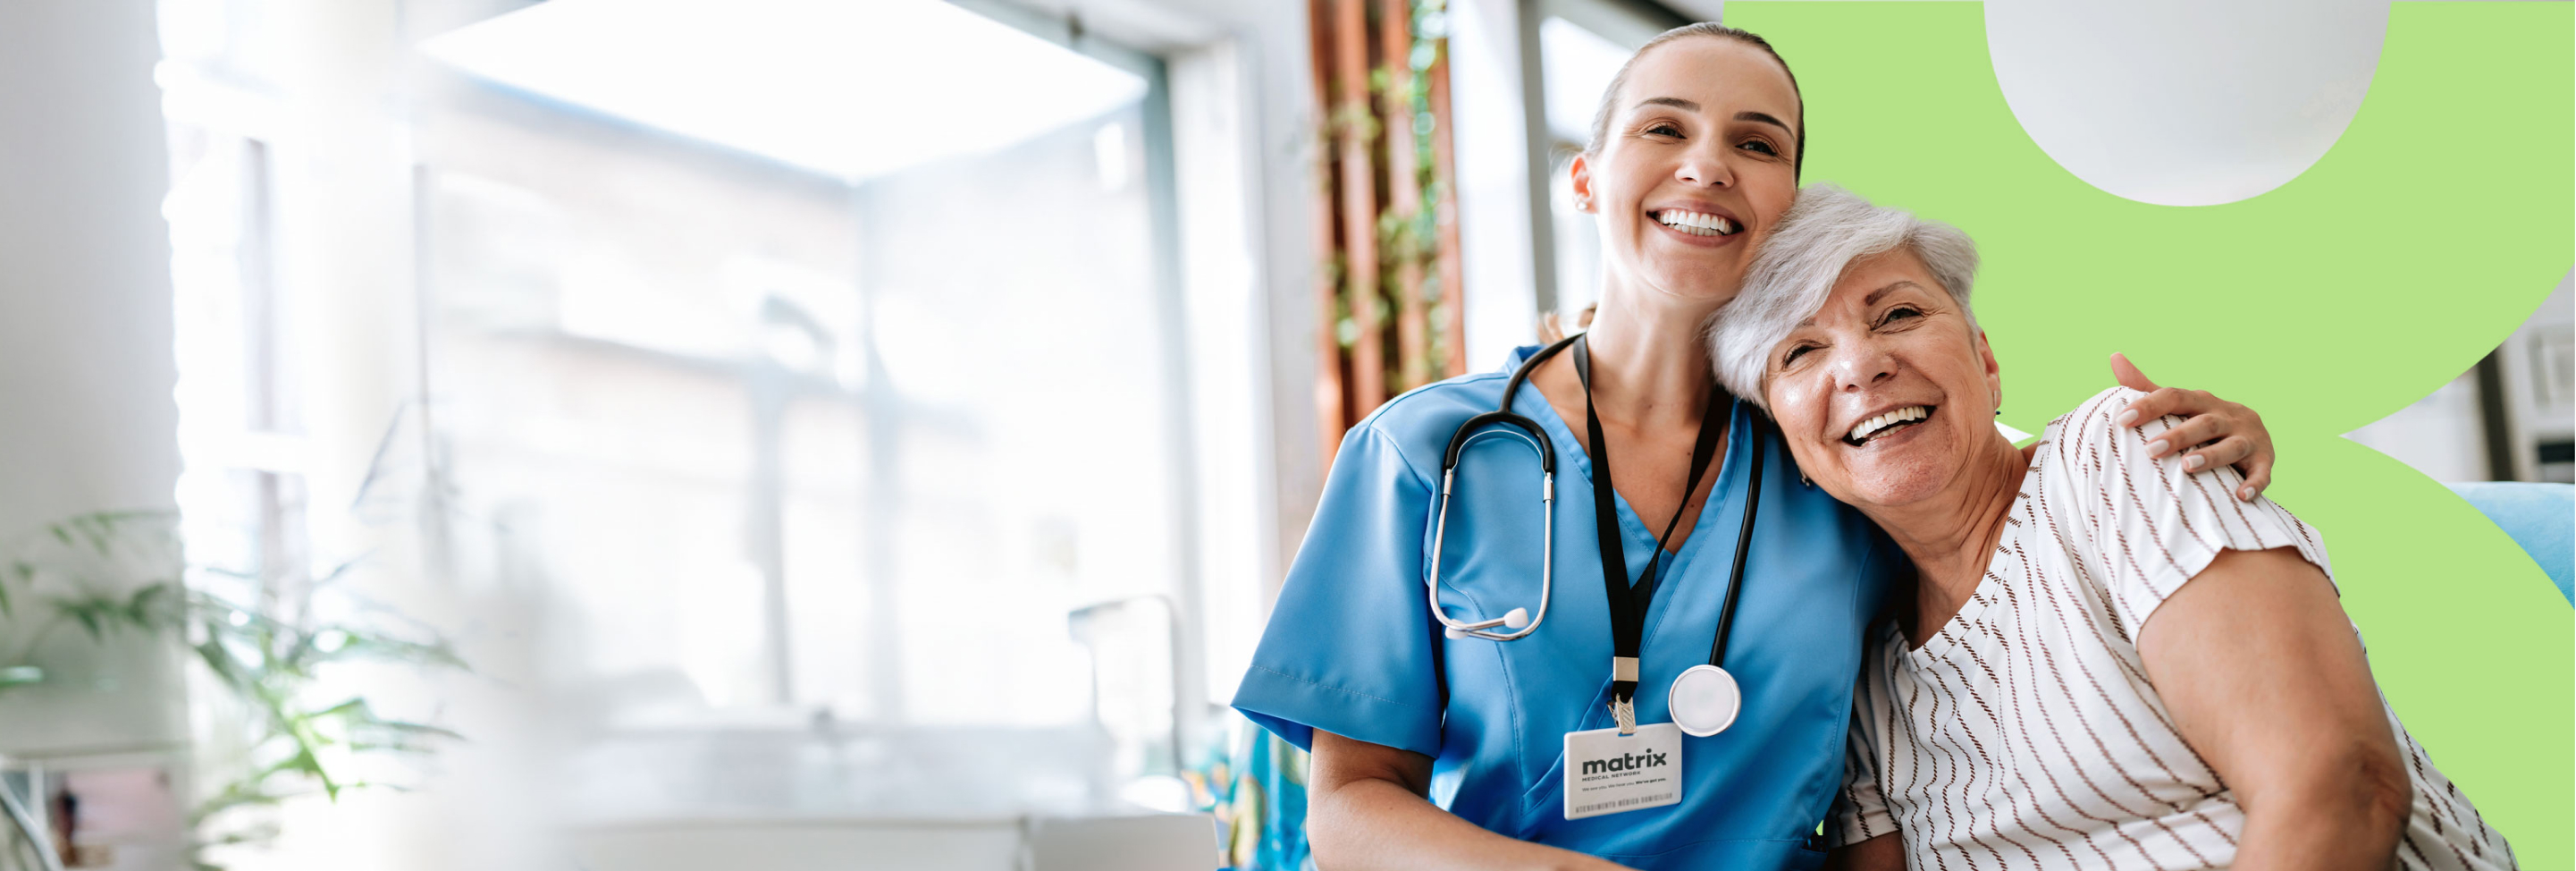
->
[[2145, 439, 2169, 457], [2184, 455, 2205, 470], [2115, 410, 2139, 427], [2240, 486, 2256, 500]]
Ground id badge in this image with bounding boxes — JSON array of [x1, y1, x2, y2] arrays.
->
[[1562, 722, 1683, 819]]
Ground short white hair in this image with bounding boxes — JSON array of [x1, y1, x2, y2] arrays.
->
[[1709, 183, 1982, 409]]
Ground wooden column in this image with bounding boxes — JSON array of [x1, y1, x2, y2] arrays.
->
[[1381, 0, 1429, 393], [1427, 38, 1467, 377], [1331, 0, 1384, 416], [1307, 0, 1349, 468], [1309, 0, 1469, 465]]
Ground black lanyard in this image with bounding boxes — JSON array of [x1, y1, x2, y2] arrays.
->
[[1571, 335, 1729, 713]]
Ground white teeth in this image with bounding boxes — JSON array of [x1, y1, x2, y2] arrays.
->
[[1847, 405, 1930, 443], [1654, 210, 1738, 237]]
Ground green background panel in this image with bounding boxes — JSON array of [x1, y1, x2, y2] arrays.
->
[[1728, 2, 2574, 863]]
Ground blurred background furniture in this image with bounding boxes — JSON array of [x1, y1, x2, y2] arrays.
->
[[0, 757, 67, 871], [568, 812, 1218, 871]]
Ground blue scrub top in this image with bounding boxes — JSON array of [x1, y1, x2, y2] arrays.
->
[[1233, 346, 1899, 870]]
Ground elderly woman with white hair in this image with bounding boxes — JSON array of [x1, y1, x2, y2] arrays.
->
[[1710, 184, 2513, 871]]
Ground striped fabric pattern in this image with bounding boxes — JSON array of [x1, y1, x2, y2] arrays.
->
[[1828, 387, 2513, 870]]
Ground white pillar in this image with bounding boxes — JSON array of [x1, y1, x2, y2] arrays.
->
[[0, 0, 188, 756], [1448, 0, 1546, 374], [264, 0, 418, 588]]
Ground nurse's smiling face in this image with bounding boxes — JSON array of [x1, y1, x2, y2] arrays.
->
[[1762, 248, 2006, 510], [1570, 37, 1802, 308]]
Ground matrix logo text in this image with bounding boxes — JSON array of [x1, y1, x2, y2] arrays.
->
[[1581, 750, 1669, 775]]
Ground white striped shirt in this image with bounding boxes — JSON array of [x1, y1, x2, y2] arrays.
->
[[1828, 387, 2513, 871]]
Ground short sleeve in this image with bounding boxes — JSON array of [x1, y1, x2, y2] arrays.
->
[[1827, 667, 1896, 847], [2050, 387, 2334, 637], [1230, 424, 1447, 757]]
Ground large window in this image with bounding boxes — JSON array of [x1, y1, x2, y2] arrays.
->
[[417, 0, 1187, 774], [1529, 0, 1682, 321], [169, 0, 1220, 824]]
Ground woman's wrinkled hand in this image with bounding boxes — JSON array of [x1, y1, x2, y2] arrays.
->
[[2109, 353, 2274, 502]]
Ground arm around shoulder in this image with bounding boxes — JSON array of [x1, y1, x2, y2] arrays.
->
[[2051, 386, 2330, 638]]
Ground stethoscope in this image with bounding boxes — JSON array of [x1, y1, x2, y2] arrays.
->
[[1426, 333, 1766, 737]]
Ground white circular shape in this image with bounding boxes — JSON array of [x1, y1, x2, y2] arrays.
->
[[1985, 0, 2388, 206], [1669, 664, 1742, 738], [1503, 607, 1531, 630], [1444, 626, 1469, 640]]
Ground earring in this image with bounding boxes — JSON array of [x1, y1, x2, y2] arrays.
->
[[1797, 469, 1813, 486]]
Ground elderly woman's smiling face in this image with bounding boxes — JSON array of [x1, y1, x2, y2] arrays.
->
[[1764, 248, 2004, 509]]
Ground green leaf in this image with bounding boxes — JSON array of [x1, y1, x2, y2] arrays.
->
[[311, 698, 368, 719], [193, 638, 257, 697], [121, 582, 176, 630], [298, 628, 470, 672], [68, 602, 105, 640]]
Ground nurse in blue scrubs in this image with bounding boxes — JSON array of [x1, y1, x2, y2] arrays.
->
[[1232, 22, 2278, 871]]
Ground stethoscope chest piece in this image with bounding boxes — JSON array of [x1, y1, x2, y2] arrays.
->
[[1668, 664, 1742, 737]]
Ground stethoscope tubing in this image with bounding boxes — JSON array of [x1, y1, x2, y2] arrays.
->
[[1427, 431, 1553, 640], [1706, 422, 1764, 668], [1426, 334, 1769, 740], [1426, 334, 1582, 641], [1426, 334, 1764, 663]]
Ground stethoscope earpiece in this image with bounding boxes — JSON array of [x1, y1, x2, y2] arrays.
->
[[1442, 607, 1531, 638]]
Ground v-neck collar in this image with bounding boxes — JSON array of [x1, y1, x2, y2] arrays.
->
[[1502, 353, 1752, 604], [1902, 461, 2042, 662]]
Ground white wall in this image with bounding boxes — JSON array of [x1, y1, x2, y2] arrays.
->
[[0, 1, 180, 536], [0, 0, 187, 753], [2346, 372, 2493, 484]]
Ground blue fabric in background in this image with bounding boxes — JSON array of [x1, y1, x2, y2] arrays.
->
[[2446, 482, 2574, 605], [1191, 713, 1312, 871]]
